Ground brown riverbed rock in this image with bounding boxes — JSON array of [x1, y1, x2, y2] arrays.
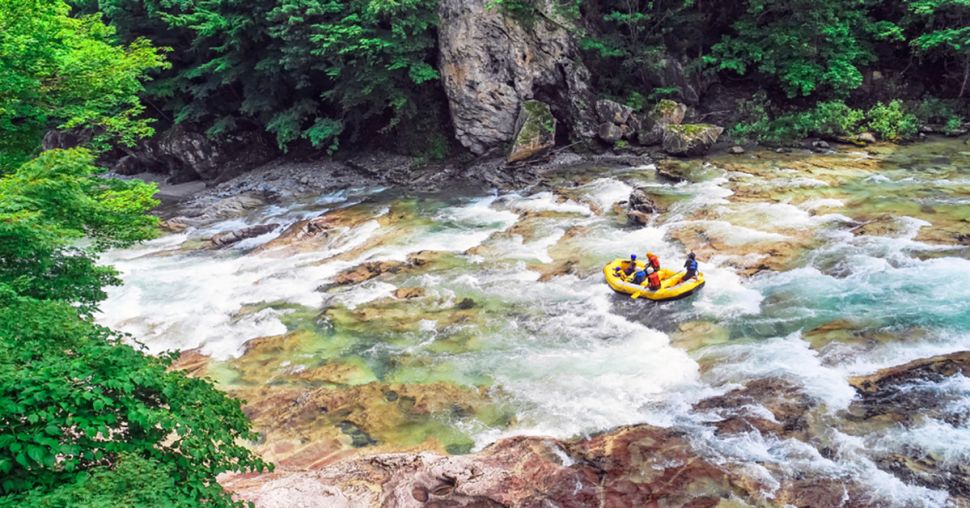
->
[[169, 348, 210, 378], [224, 422, 877, 507], [333, 260, 406, 285], [232, 381, 497, 468], [694, 378, 817, 440], [393, 287, 426, 299]]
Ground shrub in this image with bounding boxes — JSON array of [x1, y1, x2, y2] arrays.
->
[[866, 100, 918, 141], [729, 97, 865, 145]]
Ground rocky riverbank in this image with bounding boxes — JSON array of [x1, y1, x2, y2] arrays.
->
[[214, 351, 970, 507]]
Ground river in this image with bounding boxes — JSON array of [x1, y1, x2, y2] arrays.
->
[[97, 140, 970, 506]]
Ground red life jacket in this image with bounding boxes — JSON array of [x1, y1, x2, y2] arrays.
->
[[646, 253, 660, 270], [647, 271, 661, 290]]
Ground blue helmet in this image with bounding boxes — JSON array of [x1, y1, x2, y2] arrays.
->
[[630, 254, 637, 260]]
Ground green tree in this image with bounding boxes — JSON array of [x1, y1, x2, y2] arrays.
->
[[0, 1, 268, 505], [905, 0, 970, 97], [95, 0, 443, 153], [707, 0, 902, 98], [580, 0, 725, 103], [0, 0, 167, 170]]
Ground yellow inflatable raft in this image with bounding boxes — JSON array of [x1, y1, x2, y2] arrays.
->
[[603, 258, 705, 301]]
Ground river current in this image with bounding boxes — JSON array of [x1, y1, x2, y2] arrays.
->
[[98, 140, 970, 506]]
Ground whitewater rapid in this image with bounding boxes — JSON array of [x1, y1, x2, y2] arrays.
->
[[98, 143, 970, 506]]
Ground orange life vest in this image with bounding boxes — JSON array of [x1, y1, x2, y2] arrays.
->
[[647, 271, 661, 290], [646, 253, 660, 270]]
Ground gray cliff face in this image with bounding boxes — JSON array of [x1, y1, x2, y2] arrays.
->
[[437, 0, 594, 155]]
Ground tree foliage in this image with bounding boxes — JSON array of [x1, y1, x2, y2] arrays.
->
[[94, 0, 442, 152], [708, 0, 902, 98], [0, 1, 269, 506], [0, 0, 166, 170]]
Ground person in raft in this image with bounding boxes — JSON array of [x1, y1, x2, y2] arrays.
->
[[644, 251, 660, 273], [613, 254, 639, 278], [682, 252, 698, 283], [626, 251, 661, 290]]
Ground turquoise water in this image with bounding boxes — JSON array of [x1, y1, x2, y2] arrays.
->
[[99, 140, 970, 506]]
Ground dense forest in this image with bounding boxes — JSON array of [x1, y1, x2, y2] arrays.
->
[[79, 0, 970, 156], [0, 0, 968, 506]]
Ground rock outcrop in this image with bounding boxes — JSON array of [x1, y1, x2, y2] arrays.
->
[[223, 424, 869, 507], [209, 224, 279, 248], [112, 125, 275, 183], [626, 187, 660, 225], [507, 100, 557, 162], [662, 123, 724, 156], [437, 0, 594, 155], [845, 351, 970, 500]]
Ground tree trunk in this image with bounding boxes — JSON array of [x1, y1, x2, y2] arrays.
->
[[960, 54, 969, 98]]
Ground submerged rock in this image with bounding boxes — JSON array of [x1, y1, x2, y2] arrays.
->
[[662, 123, 724, 156], [209, 223, 279, 248], [507, 100, 557, 163], [333, 261, 405, 285], [694, 378, 817, 440], [393, 287, 426, 299]]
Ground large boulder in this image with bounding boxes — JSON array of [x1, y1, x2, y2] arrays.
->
[[636, 99, 688, 146], [507, 100, 557, 163], [437, 0, 594, 155], [594, 99, 633, 125], [626, 187, 660, 225], [662, 123, 723, 156], [651, 99, 687, 125], [596, 122, 624, 144]]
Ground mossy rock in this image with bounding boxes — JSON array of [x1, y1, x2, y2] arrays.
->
[[508, 100, 556, 163], [650, 99, 687, 125], [662, 123, 724, 156]]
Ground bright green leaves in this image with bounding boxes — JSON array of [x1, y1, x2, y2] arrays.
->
[[730, 97, 920, 144], [867, 100, 920, 140], [0, 0, 167, 170], [1, 4, 267, 505], [0, 294, 271, 506], [0, 149, 158, 313], [709, 0, 889, 98]]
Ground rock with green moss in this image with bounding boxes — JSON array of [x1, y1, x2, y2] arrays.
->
[[636, 99, 689, 146], [662, 123, 724, 156], [507, 100, 557, 163], [651, 99, 687, 125]]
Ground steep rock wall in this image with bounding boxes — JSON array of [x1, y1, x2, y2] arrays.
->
[[437, 0, 594, 155]]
